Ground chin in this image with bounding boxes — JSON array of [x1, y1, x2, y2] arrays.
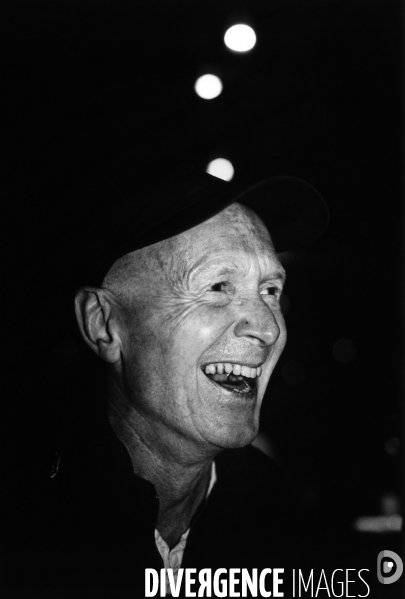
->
[[205, 420, 259, 450]]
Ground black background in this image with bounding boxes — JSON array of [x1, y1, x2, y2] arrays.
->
[[2, 0, 404, 593]]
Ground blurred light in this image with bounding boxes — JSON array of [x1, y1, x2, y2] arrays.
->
[[205, 158, 234, 181], [385, 436, 400, 456], [354, 514, 402, 533], [381, 493, 400, 516], [194, 74, 223, 99], [332, 338, 357, 363], [224, 24, 257, 52], [281, 360, 306, 385]]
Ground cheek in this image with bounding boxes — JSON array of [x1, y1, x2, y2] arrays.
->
[[276, 310, 287, 347], [168, 306, 232, 365], [122, 299, 233, 381]]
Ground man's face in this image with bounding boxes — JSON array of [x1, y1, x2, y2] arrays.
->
[[106, 203, 287, 453]]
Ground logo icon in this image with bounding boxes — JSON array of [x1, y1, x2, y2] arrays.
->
[[377, 550, 403, 584]]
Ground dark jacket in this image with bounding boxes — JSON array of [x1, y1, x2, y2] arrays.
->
[[3, 404, 312, 598]]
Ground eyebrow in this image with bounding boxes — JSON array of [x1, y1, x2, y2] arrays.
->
[[268, 268, 287, 283], [191, 262, 287, 284], [207, 265, 240, 279]]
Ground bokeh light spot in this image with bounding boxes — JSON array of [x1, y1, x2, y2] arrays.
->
[[332, 338, 357, 363], [385, 437, 400, 456], [205, 158, 234, 181], [354, 514, 402, 533], [224, 24, 257, 52], [281, 360, 306, 385], [194, 74, 223, 99], [381, 493, 400, 516]]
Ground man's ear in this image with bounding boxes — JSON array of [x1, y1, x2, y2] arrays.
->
[[74, 288, 122, 363]]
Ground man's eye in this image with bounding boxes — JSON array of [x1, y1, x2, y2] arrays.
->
[[260, 286, 281, 298], [210, 282, 227, 292]]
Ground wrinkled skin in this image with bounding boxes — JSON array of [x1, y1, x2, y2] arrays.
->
[[103, 202, 287, 458]]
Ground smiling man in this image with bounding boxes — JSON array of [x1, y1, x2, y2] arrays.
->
[[8, 169, 328, 594], [75, 201, 287, 551]]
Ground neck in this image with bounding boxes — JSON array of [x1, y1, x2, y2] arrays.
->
[[107, 379, 218, 547]]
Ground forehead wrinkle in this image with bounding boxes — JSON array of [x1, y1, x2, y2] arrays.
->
[[186, 210, 272, 272], [222, 202, 273, 248], [103, 242, 169, 304], [155, 235, 197, 293]]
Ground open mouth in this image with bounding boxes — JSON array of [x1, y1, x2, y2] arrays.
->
[[202, 362, 262, 395]]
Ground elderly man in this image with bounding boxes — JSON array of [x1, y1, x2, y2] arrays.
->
[[8, 169, 328, 596]]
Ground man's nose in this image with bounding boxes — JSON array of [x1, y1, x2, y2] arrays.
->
[[233, 296, 281, 347]]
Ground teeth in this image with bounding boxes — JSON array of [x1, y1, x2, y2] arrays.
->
[[204, 363, 263, 378], [241, 365, 251, 378]]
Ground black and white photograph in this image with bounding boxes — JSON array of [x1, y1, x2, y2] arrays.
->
[[1, 1, 403, 597]]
